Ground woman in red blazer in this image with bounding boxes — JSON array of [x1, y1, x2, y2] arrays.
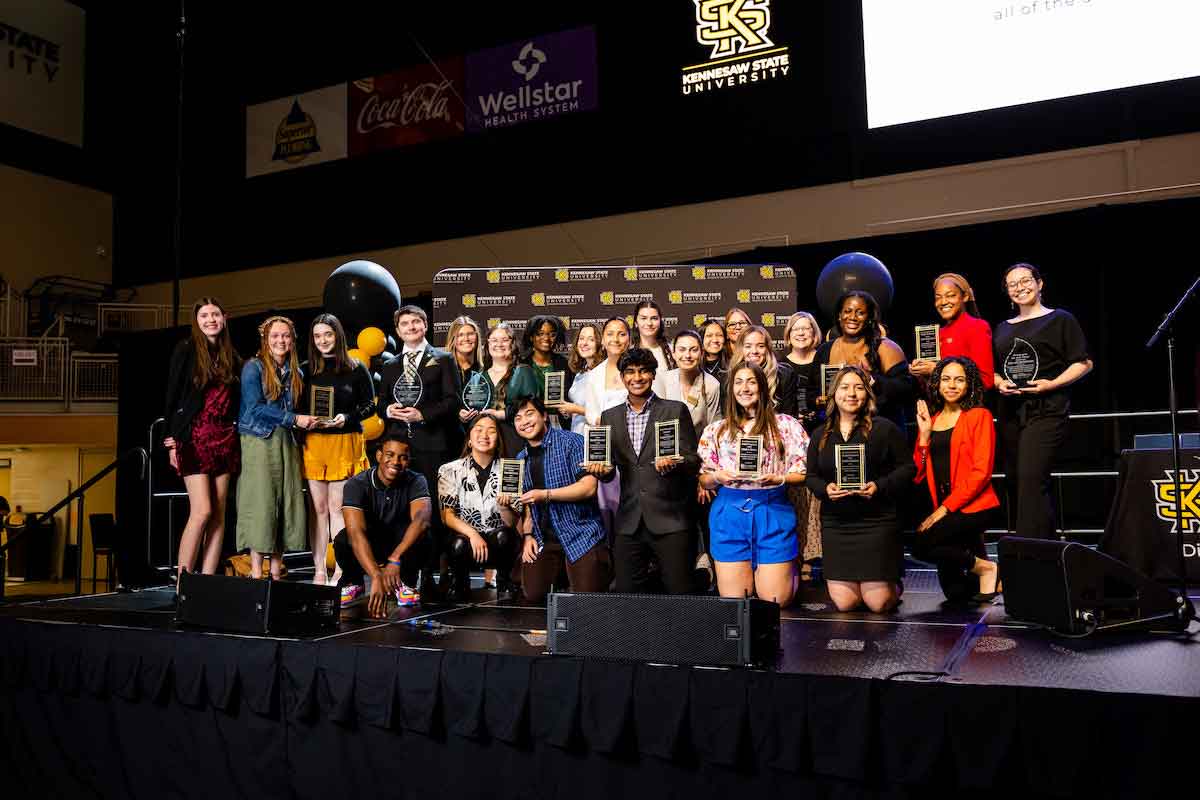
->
[[913, 356, 1001, 602]]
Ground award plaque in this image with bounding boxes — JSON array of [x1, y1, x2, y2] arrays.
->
[[584, 425, 612, 466], [914, 324, 941, 362], [835, 443, 866, 490], [654, 419, 681, 460], [1002, 337, 1039, 387], [310, 385, 335, 421], [461, 371, 492, 411], [543, 370, 566, 406], [820, 363, 845, 399], [736, 435, 764, 477], [497, 458, 524, 496]]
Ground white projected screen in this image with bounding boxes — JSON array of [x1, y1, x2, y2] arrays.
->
[[862, 0, 1200, 129]]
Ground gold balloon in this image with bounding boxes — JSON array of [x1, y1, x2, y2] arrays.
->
[[361, 414, 384, 441], [356, 327, 387, 357], [347, 347, 368, 366]]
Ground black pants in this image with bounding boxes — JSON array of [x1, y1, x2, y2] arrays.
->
[[1002, 412, 1068, 539], [408, 447, 449, 582], [613, 522, 693, 594], [332, 527, 430, 589], [446, 528, 518, 591], [912, 509, 994, 602]]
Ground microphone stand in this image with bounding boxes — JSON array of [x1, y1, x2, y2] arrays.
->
[[1145, 274, 1200, 628]]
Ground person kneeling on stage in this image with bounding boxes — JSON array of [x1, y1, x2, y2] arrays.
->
[[585, 347, 699, 594], [513, 396, 611, 603], [334, 433, 432, 617], [437, 415, 521, 602], [697, 362, 810, 608]]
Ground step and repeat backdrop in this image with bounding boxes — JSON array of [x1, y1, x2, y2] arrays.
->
[[431, 264, 798, 348]]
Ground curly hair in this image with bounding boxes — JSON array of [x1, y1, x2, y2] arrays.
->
[[829, 291, 884, 373], [818, 365, 878, 452], [518, 315, 567, 364], [927, 356, 985, 414]]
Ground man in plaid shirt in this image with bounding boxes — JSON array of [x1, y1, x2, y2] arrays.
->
[[513, 396, 611, 603]]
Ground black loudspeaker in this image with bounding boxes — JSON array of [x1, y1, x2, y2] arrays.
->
[[546, 592, 779, 667], [998, 537, 1195, 635], [176, 572, 340, 636]]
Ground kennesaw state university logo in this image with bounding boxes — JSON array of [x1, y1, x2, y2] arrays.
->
[[695, 0, 774, 59], [487, 270, 502, 283], [1152, 469, 1200, 533]]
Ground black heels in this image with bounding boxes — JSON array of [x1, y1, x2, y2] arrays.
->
[[971, 562, 1002, 603]]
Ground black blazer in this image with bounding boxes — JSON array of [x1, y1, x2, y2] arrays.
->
[[600, 397, 700, 537], [376, 344, 459, 454], [775, 361, 798, 417], [163, 340, 240, 442]]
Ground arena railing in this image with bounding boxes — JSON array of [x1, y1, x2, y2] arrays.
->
[[70, 353, 119, 403], [0, 285, 27, 337], [0, 337, 68, 401], [97, 303, 172, 336]]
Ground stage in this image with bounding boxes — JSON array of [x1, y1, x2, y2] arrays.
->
[[1, 571, 1197, 799]]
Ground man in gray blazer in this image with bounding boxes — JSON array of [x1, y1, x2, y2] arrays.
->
[[586, 348, 700, 594]]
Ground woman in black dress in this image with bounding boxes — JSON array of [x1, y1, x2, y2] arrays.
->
[[782, 311, 822, 430], [806, 366, 915, 612], [992, 263, 1092, 539], [814, 291, 913, 429], [162, 297, 241, 579]]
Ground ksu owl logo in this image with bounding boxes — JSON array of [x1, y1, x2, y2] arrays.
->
[[692, 267, 706, 280], [760, 265, 775, 279], [737, 289, 751, 303], [488, 318, 501, 328], [600, 291, 614, 305], [761, 313, 775, 326], [693, 313, 707, 326], [555, 268, 570, 282], [462, 294, 477, 308], [559, 315, 571, 328], [531, 293, 546, 307], [624, 267, 639, 280], [625, 315, 635, 328], [668, 290, 683, 304], [487, 270, 502, 284]]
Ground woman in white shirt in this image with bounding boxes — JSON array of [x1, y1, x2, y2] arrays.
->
[[653, 328, 722, 432], [631, 300, 674, 373]]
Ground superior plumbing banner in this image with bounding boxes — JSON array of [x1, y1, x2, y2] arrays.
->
[[431, 264, 797, 347], [0, 0, 85, 146]]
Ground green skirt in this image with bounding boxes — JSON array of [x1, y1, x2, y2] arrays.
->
[[236, 428, 307, 553]]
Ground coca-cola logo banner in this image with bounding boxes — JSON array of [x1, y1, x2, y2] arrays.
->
[[349, 58, 465, 155], [466, 26, 598, 133]]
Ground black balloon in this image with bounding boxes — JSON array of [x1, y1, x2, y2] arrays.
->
[[386, 335, 398, 352], [815, 252, 895, 319], [322, 260, 402, 337], [380, 351, 397, 365], [372, 371, 381, 384]]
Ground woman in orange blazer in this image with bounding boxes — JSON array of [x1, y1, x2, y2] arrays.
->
[[913, 356, 1001, 603]]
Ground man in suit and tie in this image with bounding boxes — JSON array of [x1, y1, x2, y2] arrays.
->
[[377, 305, 459, 598], [587, 347, 700, 594]]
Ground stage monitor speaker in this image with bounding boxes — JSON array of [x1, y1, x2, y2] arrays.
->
[[998, 536, 1194, 635], [546, 592, 779, 668], [176, 572, 339, 636]]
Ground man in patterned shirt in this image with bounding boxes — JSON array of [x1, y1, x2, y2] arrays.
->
[[512, 395, 610, 603]]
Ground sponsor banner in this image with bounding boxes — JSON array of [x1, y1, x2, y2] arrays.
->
[[349, 57, 465, 156], [681, 1, 791, 98], [466, 26, 598, 133], [0, 0, 85, 146], [433, 264, 796, 345], [246, 84, 348, 177]]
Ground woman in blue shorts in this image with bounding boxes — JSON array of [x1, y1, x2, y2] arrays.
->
[[698, 362, 810, 607]]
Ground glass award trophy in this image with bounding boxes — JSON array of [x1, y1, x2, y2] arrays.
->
[[654, 419, 681, 460], [835, 443, 866, 491], [584, 425, 612, 467], [1002, 337, 1039, 388], [914, 325, 941, 362], [497, 458, 524, 496], [392, 373, 424, 436], [461, 371, 492, 412], [736, 435, 763, 477]]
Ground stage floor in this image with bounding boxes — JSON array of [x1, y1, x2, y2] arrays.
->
[[4, 568, 1198, 698]]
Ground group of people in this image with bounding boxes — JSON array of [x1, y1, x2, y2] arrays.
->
[[163, 262, 1091, 617]]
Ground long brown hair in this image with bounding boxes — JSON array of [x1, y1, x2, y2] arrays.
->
[[723, 306, 751, 360], [189, 297, 238, 388], [568, 322, 604, 374], [716, 362, 785, 460], [308, 313, 357, 375], [818, 365, 877, 452], [729, 325, 779, 402], [256, 315, 304, 402]]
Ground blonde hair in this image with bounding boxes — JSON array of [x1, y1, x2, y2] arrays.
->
[[730, 325, 779, 403], [445, 316, 484, 372], [256, 316, 304, 402], [783, 312, 821, 357]]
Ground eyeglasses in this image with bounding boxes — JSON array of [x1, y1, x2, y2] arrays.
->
[[1006, 276, 1037, 290], [727, 319, 748, 329]]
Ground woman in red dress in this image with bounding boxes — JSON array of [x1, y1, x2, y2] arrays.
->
[[162, 298, 241, 578]]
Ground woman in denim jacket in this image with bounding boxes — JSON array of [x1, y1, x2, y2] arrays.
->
[[237, 316, 318, 579]]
